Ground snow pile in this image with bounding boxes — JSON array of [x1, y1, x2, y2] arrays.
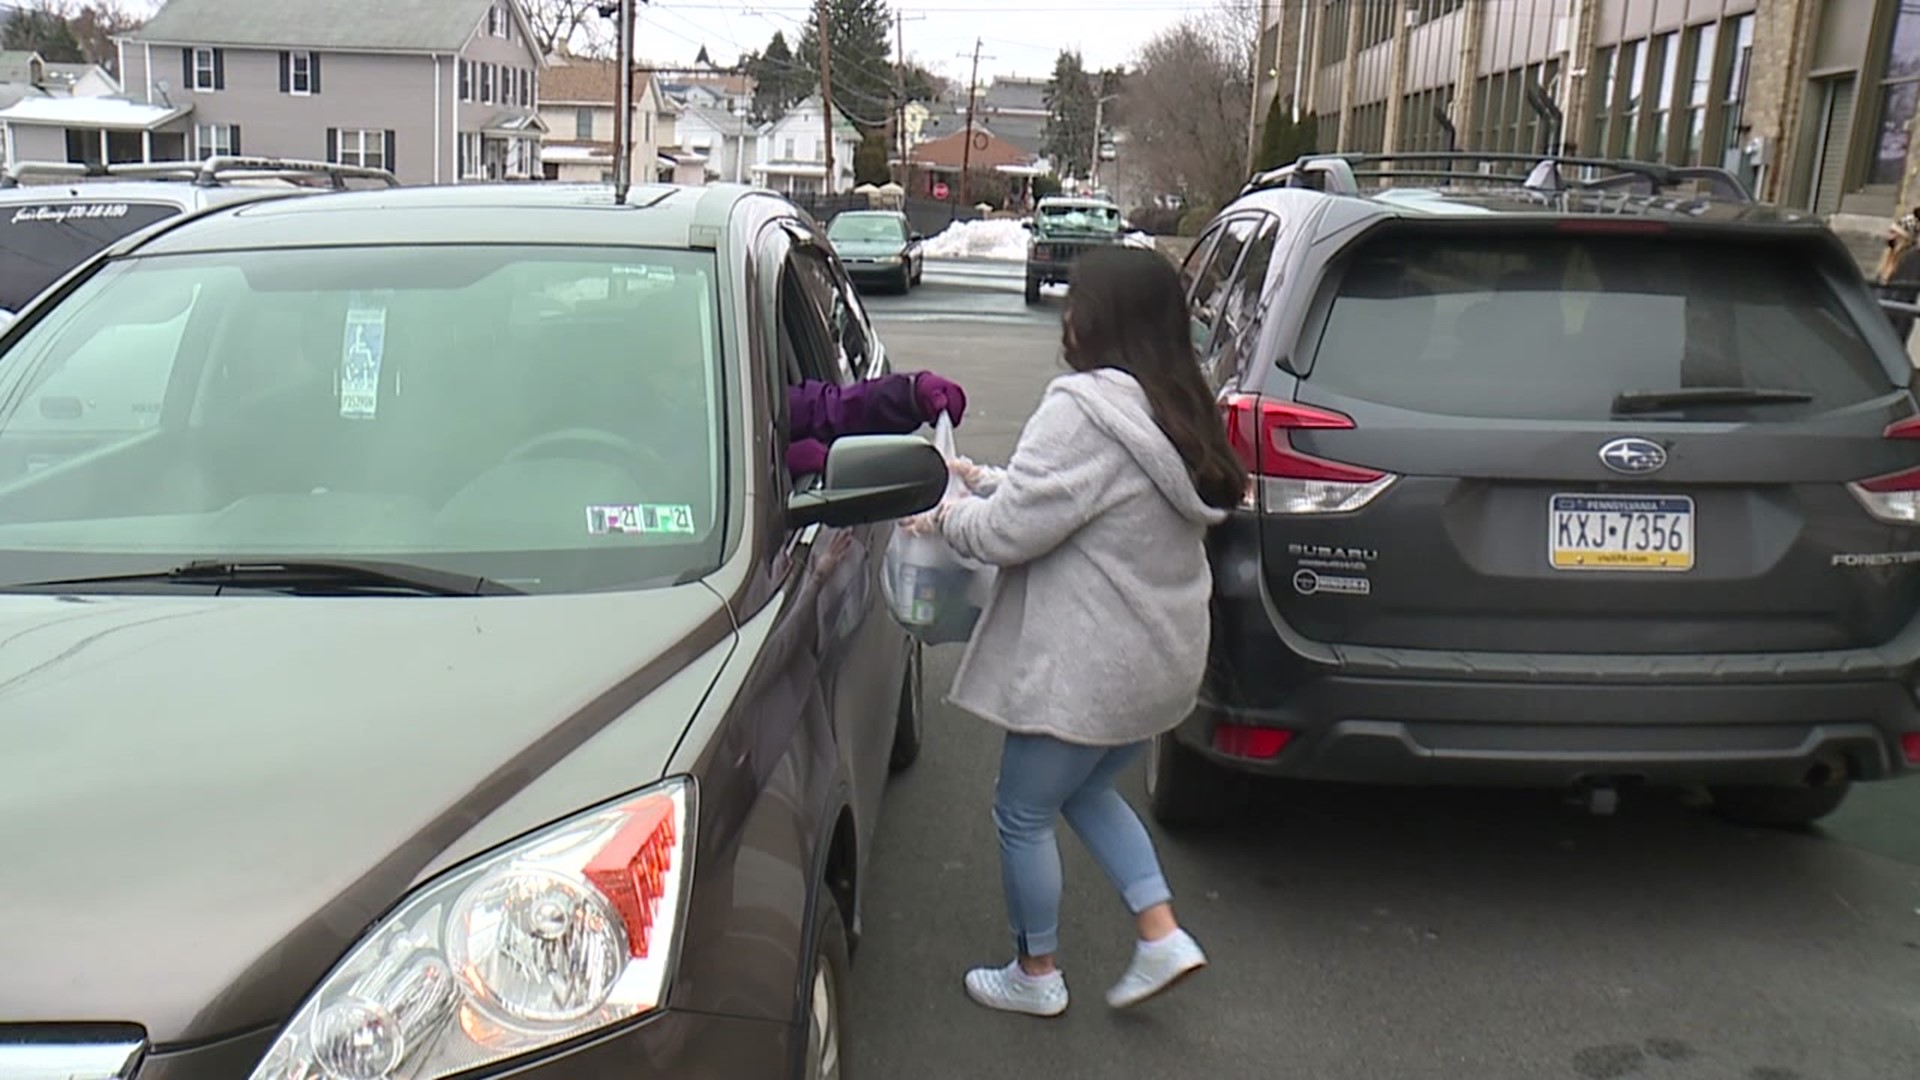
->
[[922, 218, 1032, 261]]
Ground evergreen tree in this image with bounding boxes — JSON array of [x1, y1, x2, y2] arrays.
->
[[1256, 86, 1288, 171], [746, 32, 805, 122], [3, 9, 83, 63], [1042, 50, 1096, 180], [798, 0, 893, 132]]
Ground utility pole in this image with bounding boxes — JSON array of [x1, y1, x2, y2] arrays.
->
[[609, 0, 641, 202], [1090, 93, 1117, 192], [816, 0, 837, 196], [892, 11, 906, 185], [959, 37, 983, 206]]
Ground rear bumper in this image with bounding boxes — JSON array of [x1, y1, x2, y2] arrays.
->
[[1194, 518, 1920, 788]]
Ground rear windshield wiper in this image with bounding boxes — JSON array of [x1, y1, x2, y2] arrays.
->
[[1612, 387, 1815, 414], [2, 558, 524, 596]]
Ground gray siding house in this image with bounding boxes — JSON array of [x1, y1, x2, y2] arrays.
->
[[92, 0, 548, 184]]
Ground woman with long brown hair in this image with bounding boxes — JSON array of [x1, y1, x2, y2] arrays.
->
[[1875, 210, 1920, 346], [912, 246, 1247, 1017]]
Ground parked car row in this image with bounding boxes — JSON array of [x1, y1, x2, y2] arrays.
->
[[1158, 152, 1920, 831], [0, 177, 943, 1080]]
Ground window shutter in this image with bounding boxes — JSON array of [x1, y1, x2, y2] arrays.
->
[[180, 47, 191, 90], [384, 130, 395, 174], [325, 127, 337, 163], [212, 48, 225, 90], [278, 51, 289, 93], [228, 125, 240, 155], [310, 52, 321, 94]]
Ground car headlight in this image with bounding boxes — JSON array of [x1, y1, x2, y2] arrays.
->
[[250, 777, 694, 1080]]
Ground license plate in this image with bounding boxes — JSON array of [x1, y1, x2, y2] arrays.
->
[[1549, 494, 1694, 572]]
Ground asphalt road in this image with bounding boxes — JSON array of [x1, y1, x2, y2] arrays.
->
[[846, 265, 1920, 1080]]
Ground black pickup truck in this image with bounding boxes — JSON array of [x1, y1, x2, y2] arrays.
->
[[1024, 196, 1124, 304]]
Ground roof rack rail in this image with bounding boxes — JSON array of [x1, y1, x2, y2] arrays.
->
[[0, 160, 104, 187], [1243, 151, 1753, 203], [106, 155, 400, 189]]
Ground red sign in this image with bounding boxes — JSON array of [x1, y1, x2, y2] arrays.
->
[[932, 181, 950, 200]]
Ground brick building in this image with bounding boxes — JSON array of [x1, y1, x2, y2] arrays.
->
[[1275, 0, 1920, 241]]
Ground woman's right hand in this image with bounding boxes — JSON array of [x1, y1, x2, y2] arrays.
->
[[949, 457, 983, 490]]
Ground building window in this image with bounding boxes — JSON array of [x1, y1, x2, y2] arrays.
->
[[489, 4, 509, 38], [1683, 22, 1718, 165], [1720, 13, 1754, 162], [783, 136, 795, 160], [1648, 32, 1680, 161], [480, 63, 494, 104], [1870, 4, 1920, 186], [194, 122, 235, 159], [1589, 45, 1617, 155], [190, 46, 219, 91], [459, 132, 484, 179], [1619, 40, 1647, 157], [285, 50, 317, 95], [459, 59, 471, 102], [643, 111, 652, 143], [334, 129, 388, 170], [575, 106, 594, 139]]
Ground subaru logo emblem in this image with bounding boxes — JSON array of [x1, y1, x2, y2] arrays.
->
[[1598, 437, 1667, 475]]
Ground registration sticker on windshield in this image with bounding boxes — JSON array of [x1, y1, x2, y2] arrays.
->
[[339, 294, 388, 419], [587, 504, 697, 536]]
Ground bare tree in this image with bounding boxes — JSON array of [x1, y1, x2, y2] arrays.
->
[[1119, 1, 1257, 214], [522, 0, 614, 59]]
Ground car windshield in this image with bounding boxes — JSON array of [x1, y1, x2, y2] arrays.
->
[[0, 244, 725, 593], [0, 199, 182, 313], [1038, 204, 1121, 232], [1308, 232, 1898, 421], [828, 215, 906, 243]]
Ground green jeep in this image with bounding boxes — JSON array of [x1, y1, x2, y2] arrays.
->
[[1024, 196, 1124, 304]]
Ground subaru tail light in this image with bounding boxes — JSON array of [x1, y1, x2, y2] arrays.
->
[[1221, 392, 1397, 514], [1847, 416, 1920, 524]]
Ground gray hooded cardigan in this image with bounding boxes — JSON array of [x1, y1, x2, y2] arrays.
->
[[937, 368, 1228, 747]]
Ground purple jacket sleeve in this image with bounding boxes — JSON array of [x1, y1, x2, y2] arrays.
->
[[788, 374, 923, 442]]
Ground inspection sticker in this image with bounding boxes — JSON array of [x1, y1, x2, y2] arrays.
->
[[339, 292, 388, 419], [586, 504, 697, 536]]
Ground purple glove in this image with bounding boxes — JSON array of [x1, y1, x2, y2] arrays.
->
[[787, 438, 829, 477], [915, 372, 967, 428]]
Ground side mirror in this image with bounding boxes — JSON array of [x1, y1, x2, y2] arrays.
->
[[1021, 220, 1034, 231], [787, 434, 945, 529], [911, 232, 925, 243]]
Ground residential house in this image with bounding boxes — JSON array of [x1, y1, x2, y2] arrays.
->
[[88, 0, 548, 183], [674, 102, 756, 184], [536, 57, 660, 182], [751, 95, 859, 195], [976, 76, 1048, 157], [651, 94, 707, 185], [906, 121, 1043, 205], [0, 50, 151, 166], [41, 62, 122, 99]]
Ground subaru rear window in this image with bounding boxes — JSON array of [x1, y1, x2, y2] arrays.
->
[[1305, 232, 1897, 421], [0, 200, 180, 313]]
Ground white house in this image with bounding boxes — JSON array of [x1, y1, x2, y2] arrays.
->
[[751, 95, 857, 196], [675, 102, 755, 184]]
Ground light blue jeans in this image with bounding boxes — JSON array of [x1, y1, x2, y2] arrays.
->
[[993, 731, 1174, 957]]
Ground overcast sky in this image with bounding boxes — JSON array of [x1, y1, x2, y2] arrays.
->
[[633, 0, 1224, 85]]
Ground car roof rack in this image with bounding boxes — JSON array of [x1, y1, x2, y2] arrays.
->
[[106, 155, 400, 189], [0, 156, 398, 190], [1242, 151, 1753, 204]]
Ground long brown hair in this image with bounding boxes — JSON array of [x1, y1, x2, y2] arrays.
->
[[1061, 247, 1248, 511]]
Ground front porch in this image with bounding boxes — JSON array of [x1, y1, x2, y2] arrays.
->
[[0, 96, 194, 169]]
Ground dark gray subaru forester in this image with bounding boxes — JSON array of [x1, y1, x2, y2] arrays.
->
[[1154, 152, 1920, 830], [0, 181, 941, 1079]]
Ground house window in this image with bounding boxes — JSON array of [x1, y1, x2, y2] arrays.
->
[[194, 122, 235, 159], [1648, 32, 1680, 160], [575, 106, 594, 139], [1683, 22, 1718, 164], [334, 129, 389, 170], [287, 50, 317, 95], [459, 132, 485, 179], [643, 111, 652, 143], [480, 63, 494, 104], [459, 59, 470, 101], [488, 4, 507, 38], [191, 46, 219, 91], [1720, 13, 1754, 161], [783, 137, 795, 160]]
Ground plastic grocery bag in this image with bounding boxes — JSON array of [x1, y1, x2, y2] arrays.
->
[[881, 414, 995, 645]]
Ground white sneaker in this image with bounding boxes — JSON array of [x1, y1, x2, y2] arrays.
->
[[1105, 928, 1207, 1008], [963, 959, 1070, 1017]]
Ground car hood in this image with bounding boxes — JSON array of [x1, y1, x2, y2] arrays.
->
[[0, 586, 730, 1046], [830, 238, 906, 258]]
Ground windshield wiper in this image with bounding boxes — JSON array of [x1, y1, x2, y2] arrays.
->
[[1611, 387, 1815, 414], [3, 558, 524, 596]]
